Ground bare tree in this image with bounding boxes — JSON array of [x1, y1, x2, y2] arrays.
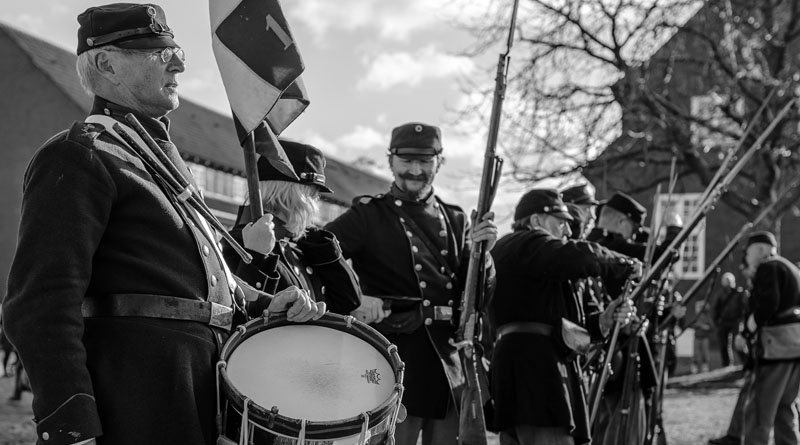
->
[[457, 0, 800, 220]]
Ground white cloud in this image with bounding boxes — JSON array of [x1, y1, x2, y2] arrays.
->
[[335, 125, 386, 152], [358, 45, 475, 91], [13, 13, 44, 32], [287, 0, 488, 43]]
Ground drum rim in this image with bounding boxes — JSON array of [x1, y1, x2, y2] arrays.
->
[[219, 312, 405, 439]]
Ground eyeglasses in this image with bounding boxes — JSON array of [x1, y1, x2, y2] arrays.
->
[[155, 47, 185, 64]]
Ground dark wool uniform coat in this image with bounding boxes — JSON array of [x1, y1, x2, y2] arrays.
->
[[2, 98, 265, 445], [223, 206, 362, 317], [490, 228, 635, 444], [325, 188, 495, 419]]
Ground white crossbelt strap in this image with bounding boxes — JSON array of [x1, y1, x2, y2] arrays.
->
[[85, 115, 238, 295]]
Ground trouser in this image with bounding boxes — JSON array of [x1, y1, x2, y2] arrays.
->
[[392, 403, 458, 445], [726, 371, 750, 438], [718, 326, 738, 367], [743, 361, 800, 445], [499, 426, 575, 445], [693, 335, 711, 368]]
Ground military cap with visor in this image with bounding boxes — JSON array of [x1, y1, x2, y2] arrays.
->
[[514, 188, 573, 222], [561, 183, 599, 205], [77, 3, 178, 55], [257, 140, 333, 193], [605, 191, 646, 226], [746, 230, 777, 248], [388, 122, 443, 157]]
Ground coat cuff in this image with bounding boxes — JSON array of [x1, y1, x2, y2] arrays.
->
[[235, 250, 279, 292], [36, 393, 102, 444], [296, 229, 342, 266]]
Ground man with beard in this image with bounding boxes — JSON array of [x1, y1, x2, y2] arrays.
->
[[222, 139, 362, 318], [490, 188, 638, 445], [326, 122, 499, 445]]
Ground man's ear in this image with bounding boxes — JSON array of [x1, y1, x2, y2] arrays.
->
[[436, 155, 446, 172], [96, 51, 116, 78]]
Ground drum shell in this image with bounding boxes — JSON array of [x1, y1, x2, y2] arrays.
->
[[218, 313, 404, 442]]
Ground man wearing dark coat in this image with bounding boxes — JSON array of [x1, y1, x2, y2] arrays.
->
[[1, 4, 324, 444], [740, 231, 800, 445], [490, 188, 638, 445], [586, 191, 683, 445], [222, 139, 362, 317], [325, 122, 498, 445]]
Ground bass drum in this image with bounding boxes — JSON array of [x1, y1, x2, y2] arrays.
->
[[217, 312, 405, 444]]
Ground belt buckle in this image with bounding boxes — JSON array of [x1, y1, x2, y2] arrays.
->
[[209, 302, 233, 329], [434, 306, 453, 321]]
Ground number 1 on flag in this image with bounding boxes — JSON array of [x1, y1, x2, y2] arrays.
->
[[266, 15, 293, 50]]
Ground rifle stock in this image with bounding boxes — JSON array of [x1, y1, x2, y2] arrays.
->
[[451, 1, 520, 443]]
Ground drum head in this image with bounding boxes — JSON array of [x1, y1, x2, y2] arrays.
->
[[226, 324, 396, 422]]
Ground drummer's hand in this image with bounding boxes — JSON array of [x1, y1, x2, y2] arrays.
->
[[470, 211, 498, 251], [242, 213, 276, 255], [351, 295, 390, 324], [268, 286, 326, 322]]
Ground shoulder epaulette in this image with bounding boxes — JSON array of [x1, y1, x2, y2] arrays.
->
[[351, 193, 386, 207], [65, 120, 103, 145]]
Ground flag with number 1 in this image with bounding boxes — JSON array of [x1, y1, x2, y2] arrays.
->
[[210, 0, 309, 175]]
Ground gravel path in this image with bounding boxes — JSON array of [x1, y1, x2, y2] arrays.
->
[[0, 372, 753, 445]]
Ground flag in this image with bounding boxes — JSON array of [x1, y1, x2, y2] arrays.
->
[[210, 0, 309, 178]]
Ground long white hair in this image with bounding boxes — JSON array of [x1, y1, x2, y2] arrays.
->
[[245, 181, 320, 238]]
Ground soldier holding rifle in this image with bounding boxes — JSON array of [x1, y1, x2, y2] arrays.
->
[[586, 191, 684, 445], [326, 123, 498, 445], [2, 4, 325, 444], [490, 189, 638, 445]]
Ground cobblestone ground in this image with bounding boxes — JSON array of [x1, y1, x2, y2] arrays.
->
[[0, 370, 751, 445]]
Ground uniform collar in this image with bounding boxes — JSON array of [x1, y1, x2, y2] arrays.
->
[[389, 183, 436, 205], [90, 96, 172, 141]]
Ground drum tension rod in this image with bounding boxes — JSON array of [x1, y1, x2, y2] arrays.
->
[[266, 406, 279, 428]]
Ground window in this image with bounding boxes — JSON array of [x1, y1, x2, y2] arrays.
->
[[653, 193, 705, 280], [186, 161, 246, 204]]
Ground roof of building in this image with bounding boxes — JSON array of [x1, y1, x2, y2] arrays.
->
[[0, 22, 390, 206]]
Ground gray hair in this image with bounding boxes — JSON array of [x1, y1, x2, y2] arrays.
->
[[75, 46, 158, 95], [245, 181, 320, 238]]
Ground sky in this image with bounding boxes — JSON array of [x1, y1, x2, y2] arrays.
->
[[0, 0, 534, 229]]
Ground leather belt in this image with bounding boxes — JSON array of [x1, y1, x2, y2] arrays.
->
[[496, 321, 554, 341], [82, 294, 233, 330]]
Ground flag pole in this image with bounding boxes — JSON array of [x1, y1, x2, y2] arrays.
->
[[243, 131, 264, 223]]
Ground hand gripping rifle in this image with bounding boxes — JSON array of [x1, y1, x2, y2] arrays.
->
[[449, 1, 520, 443]]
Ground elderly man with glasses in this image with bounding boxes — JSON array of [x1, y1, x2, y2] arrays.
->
[[1, 4, 324, 445]]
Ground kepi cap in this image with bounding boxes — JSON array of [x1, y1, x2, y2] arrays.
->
[[514, 188, 573, 222], [746, 230, 777, 248], [561, 183, 599, 205], [605, 192, 646, 226], [389, 122, 442, 156], [77, 3, 178, 55], [257, 140, 333, 193]]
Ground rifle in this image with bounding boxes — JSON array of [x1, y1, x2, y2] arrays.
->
[[450, 1, 520, 443], [658, 180, 795, 333]]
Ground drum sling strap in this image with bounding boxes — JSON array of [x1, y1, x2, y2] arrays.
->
[[81, 115, 236, 329]]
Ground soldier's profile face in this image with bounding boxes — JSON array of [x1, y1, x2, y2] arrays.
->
[[389, 155, 440, 199], [110, 47, 186, 117]]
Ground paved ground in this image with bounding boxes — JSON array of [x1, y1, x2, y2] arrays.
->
[[0, 366, 751, 445]]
